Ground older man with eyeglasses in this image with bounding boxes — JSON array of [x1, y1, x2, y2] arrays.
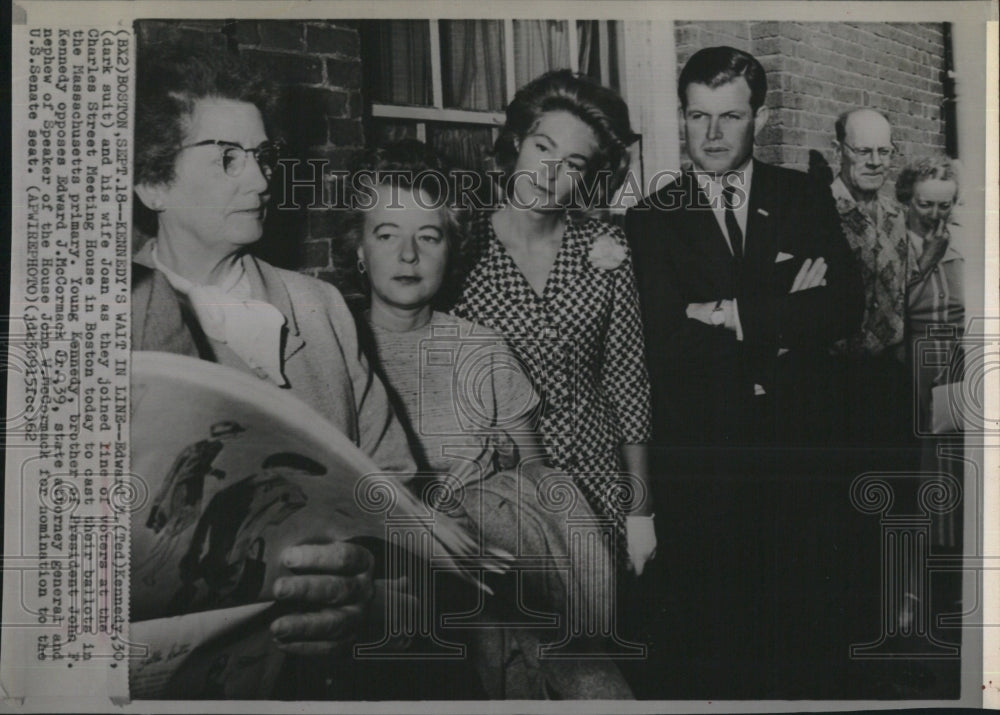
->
[[830, 108, 915, 458]]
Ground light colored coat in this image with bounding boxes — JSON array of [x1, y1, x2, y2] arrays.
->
[[131, 244, 416, 476]]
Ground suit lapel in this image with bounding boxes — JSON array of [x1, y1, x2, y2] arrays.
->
[[131, 262, 204, 358], [745, 161, 779, 268], [681, 172, 734, 268]]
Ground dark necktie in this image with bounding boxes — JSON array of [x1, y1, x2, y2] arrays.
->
[[723, 185, 744, 260]]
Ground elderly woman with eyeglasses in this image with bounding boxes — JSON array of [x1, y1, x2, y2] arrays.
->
[[896, 155, 965, 436], [131, 40, 417, 685]]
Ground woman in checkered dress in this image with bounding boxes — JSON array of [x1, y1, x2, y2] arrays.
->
[[452, 70, 656, 575]]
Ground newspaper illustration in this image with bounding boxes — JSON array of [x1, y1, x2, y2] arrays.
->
[[127, 350, 501, 698], [3, 1, 998, 711]]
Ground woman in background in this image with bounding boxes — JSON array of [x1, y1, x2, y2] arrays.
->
[[334, 139, 633, 699], [895, 154, 966, 613], [452, 70, 655, 576], [896, 155, 965, 437]]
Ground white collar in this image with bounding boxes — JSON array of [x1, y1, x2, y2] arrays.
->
[[693, 158, 755, 197], [150, 241, 249, 297], [831, 176, 901, 218], [150, 241, 287, 386]]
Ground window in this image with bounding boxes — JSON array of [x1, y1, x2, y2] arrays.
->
[[361, 20, 620, 179]]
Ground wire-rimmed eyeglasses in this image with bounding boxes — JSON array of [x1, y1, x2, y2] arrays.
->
[[841, 142, 896, 162], [179, 139, 284, 179]]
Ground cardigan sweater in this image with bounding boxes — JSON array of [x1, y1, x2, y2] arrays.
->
[[131, 243, 417, 477]]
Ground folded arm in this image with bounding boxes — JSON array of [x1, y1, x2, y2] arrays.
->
[[741, 180, 864, 353]]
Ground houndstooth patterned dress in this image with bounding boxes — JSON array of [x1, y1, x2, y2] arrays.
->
[[453, 212, 652, 559]]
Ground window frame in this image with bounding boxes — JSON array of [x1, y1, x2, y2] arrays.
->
[[368, 19, 615, 143]]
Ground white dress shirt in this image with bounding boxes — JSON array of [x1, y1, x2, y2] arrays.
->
[[692, 159, 752, 347], [694, 158, 754, 257]]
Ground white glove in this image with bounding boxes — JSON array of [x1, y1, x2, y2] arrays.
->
[[625, 514, 657, 576]]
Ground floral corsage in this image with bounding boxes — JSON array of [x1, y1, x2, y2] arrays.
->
[[588, 235, 627, 271]]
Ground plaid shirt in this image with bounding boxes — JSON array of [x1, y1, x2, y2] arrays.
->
[[831, 177, 909, 357]]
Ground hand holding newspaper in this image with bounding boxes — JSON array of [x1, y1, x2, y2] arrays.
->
[[128, 351, 507, 698]]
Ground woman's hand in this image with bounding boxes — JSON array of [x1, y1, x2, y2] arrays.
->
[[918, 218, 950, 272], [625, 514, 657, 576], [620, 443, 656, 575], [269, 542, 376, 656]]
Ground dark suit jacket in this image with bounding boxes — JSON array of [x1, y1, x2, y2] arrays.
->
[[625, 160, 863, 449]]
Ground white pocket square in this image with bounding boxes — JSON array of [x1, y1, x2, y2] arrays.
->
[[775, 252, 795, 263]]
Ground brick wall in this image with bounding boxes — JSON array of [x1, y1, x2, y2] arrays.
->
[[135, 20, 362, 277], [674, 21, 947, 180]]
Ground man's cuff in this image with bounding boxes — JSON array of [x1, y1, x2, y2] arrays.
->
[[730, 299, 744, 341]]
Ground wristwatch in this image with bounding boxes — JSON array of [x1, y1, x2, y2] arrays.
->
[[710, 299, 726, 326]]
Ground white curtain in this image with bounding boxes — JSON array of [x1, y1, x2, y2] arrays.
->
[[374, 20, 431, 106], [367, 20, 611, 176], [513, 20, 570, 87], [373, 20, 606, 108], [440, 20, 506, 111], [577, 20, 598, 80]]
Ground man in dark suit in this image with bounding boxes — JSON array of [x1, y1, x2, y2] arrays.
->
[[627, 46, 862, 456], [621, 47, 864, 698]]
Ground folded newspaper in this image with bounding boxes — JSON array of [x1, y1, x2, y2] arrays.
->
[[129, 351, 505, 698]]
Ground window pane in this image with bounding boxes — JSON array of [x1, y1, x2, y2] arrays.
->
[[605, 20, 621, 93], [439, 20, 506, 111], [364, 21, 432, 106], [513, 20, 569, 87], [577, 20, 600, 81]]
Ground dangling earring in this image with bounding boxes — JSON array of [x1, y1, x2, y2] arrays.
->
[[357, 257, 367, 275]]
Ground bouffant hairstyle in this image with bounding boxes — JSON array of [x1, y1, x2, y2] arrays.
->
[[895, 154, 961, 205], [332, 139, 466, 311], [678, 46, 768, 112], [492, 69, 639, 208]]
